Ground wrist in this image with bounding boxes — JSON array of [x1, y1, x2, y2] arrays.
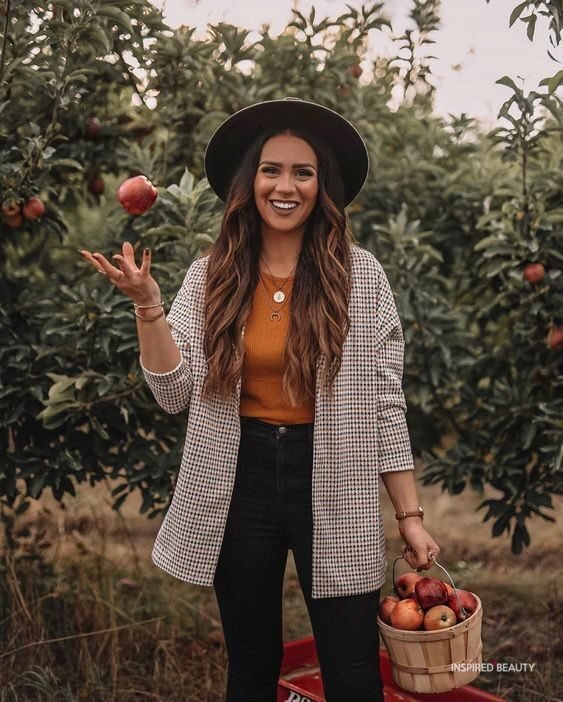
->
[[398, 516, 424, 529], [132, 292, 162, 307]]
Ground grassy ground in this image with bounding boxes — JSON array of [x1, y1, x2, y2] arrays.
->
[[0, 466, 561, 701]]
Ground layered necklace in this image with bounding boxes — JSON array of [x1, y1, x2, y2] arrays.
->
[[258, 253, 298, 321]]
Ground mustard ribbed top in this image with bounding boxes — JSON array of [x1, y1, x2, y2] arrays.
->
[[239, 271, 315, 425]]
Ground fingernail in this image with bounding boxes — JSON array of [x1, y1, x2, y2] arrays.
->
[[144, 248, 150, 255], [92, 253, 100, 258]]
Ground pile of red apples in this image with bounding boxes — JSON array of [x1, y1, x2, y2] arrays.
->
[[379, 573, 479, 631]]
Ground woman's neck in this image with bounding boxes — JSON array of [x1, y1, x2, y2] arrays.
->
[[259, 228, 303, 277]]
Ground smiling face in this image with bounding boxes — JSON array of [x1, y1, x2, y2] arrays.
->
[[253, 133, 319, 238]]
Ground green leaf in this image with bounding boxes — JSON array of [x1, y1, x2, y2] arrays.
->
[[112, 493, 128, 511], [540, 69, 563, 93], [495, 76, 521, 95], [509, 1, 529, 27], [81, 25, 113, 55], [179, 168, 195, 195], [95, 6, 133, 33], [29, 472, 48, 499], [525, 13, 537, 41], [526, 492, 552, 508], [492, 515, 511, 537], [512, 523, 530, 554]]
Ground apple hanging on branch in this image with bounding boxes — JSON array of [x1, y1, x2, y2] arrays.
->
[[117, 175, 158, 215], [88, 175, 105, 196], [5, 213, 24, 229], [547, 325, 563, 349], [22, 197, 46, 220], [85, 117, 102, 140], [523, 262, 545, 284], [2, 198, 21, 217]]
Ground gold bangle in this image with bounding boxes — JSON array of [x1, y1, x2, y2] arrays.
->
[[134, 301, 164, 310], [395, 506, 424, 521], [134, 309, 165, 322]]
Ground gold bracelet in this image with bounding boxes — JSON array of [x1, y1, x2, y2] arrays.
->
[[134, 309, 165, 322], [134, 301, 163, 310], [395, 506, 424, 521]]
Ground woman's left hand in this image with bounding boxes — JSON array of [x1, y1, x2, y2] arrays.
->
[[398, 519, 440, 571]]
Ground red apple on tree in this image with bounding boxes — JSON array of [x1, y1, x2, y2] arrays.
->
[[378, 595, 399, 625], [117, 175, 158, 215], [547, 326, 563, 349], [88, 175, 105, 195], [447, 589, 478, 622], [22, 197, 46, 220], [414, 577, 449, 610], [349, 64, 362, 79], [523, 262, 545, 284], [423, 605, 457, 631], [394, 572, 423, 599], [390, 598, 424, 630], [85, 117, 101, 139], [5, 213, 24, 228], [2, 198, 21, 217]]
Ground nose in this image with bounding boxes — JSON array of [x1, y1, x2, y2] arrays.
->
[[275, 171, 296, 194]]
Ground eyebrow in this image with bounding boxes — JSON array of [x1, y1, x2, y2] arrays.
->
[[259, 160, 317, 170]]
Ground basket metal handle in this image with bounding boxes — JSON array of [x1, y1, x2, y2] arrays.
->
[[392, 549, 469, 619]]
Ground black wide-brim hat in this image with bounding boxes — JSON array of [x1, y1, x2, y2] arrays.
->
[[204, 97, 369, 208]]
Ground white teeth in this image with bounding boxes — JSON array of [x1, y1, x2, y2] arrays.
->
[[271, 201, 298, 210]]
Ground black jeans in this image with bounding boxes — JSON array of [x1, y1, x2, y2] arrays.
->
[[213, 417, 384, 702]]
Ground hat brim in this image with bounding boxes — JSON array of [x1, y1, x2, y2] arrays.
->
[[204, 98, 369, 208]]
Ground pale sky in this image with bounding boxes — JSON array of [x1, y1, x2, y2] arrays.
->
[[151, 0, 561, 129]]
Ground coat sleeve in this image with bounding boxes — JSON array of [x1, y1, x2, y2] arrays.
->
[[373, 262, 415, 473], [139, 260, 200, 415]]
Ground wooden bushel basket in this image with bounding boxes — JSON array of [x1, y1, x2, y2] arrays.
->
[[377, 553, 484, 694]]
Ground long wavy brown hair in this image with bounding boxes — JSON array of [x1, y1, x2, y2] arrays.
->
[[198, 125, 358, 408]]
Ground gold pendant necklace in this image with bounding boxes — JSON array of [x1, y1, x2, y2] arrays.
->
[[260, 254, 296, 303]]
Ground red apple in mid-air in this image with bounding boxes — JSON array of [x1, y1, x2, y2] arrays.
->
[[547, 326, 563, 349], [390, 599, 424, 631], [117, 175, 158, 215], [447, 589, 478, 622], [22, 197, 46, 220], [378, 595, 399, 625], [423, 605, 457, 631], [415, 577, 449, 611], [394, 573, 423, 599], [523, 262, 545, 284]]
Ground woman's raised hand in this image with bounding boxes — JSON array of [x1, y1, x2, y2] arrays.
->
[[79, 242, 161, 306]]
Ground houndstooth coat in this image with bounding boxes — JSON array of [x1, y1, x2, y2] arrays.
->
[[140, 243, 415, 599]]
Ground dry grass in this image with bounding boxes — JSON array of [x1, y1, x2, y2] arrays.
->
[[1, 465, 562, 701]]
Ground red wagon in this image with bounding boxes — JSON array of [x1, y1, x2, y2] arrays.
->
[[277, 636, 506, 702]]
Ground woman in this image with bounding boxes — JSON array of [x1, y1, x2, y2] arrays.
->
[[80, 97, 440, 702]]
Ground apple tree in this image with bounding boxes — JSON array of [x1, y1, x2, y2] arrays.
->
[[1, 0, 561, 563]]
